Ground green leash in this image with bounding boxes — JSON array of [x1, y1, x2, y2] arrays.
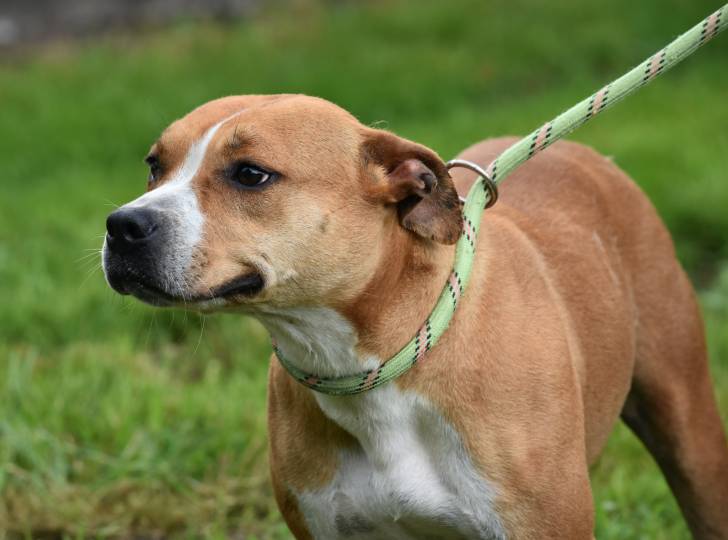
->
[[275, 4, 728, 395]]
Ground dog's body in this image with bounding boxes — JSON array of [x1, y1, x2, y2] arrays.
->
[[102, 95, 728, 539]]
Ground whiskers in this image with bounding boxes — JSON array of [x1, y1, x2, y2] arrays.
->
[[77, 237, 106, 289], [103, 198, 121, 210], [192, 313, 206, 356]]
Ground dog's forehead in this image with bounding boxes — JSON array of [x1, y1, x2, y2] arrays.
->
[[158, 94, 360, 153], [158, 96, 267, 149]]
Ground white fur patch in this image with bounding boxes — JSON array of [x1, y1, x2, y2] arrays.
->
[[126, 114, 232, 231], [258, 307, 505, 539], [302, 385, 506, 540], [256, 306, 379, 378], [115, 113, 241, 293]]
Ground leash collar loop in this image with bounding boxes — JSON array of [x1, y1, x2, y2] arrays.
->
[[447, 159, 499, 208]]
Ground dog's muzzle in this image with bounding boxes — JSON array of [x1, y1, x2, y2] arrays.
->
[[103, 206, 264, 306], [103, 206, 179, 305]]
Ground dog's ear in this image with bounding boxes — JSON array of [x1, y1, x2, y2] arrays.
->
[[361, 128, 462, 244]]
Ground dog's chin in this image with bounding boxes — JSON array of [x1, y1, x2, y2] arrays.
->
[[105, 270, 265, 309]]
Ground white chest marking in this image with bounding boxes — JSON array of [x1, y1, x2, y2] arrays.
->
[[303, 386, 506, 540], [258, 307, 505, 539]]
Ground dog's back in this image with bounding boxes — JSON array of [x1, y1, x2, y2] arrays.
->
[[451, 138, 728, 537]]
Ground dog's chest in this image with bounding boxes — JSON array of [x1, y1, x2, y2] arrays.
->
[[295, 385, 505, 540]]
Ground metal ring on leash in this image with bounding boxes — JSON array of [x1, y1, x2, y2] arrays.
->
[[446, 159, 499, 209]]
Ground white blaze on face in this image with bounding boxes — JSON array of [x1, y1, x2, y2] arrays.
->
[[115, 112, 241, 291]]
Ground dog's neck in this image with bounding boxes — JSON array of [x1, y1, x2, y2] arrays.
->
[[256, 227, 455, 380], [255, 305, 381, 378]]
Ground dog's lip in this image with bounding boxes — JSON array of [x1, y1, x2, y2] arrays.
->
[[122, 279, 178, 306], [111, 272, 265, 305], [208, 273, 265, 299]]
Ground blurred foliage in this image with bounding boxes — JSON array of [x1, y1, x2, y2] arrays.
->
[[0, 0, 726, 537]]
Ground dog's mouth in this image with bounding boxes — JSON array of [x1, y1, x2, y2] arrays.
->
[[109, 271, 265, 307], [206, 274, 266, 299]]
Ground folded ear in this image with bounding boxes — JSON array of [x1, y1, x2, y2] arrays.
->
[[361, 128, 462, 244]]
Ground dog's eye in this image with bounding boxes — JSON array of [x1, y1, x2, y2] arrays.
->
[[145, 155, 162, 184], [233, 164, 272, 188]]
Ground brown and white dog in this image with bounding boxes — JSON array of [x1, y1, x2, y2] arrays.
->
[[102, 94, 728, 539]]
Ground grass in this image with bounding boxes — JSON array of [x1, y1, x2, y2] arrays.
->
[[0, 0, 727, 537]]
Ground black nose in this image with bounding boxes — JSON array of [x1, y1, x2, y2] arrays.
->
[[106, 207, 159, 252]]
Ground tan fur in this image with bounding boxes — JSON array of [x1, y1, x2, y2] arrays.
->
[[137, 95, 728, 538]]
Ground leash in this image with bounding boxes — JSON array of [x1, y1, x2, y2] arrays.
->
[[275, 4, 728, 395]]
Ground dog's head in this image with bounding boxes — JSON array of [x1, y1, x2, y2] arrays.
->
[[102, 95, 461, 310]]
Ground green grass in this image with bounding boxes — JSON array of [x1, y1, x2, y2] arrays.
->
[[1, 0, 727, 537]]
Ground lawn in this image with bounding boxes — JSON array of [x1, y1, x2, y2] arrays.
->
[[1, 0, 727, 538]]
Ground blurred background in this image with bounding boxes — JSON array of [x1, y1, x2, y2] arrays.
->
[[0, 0, 726, 538]]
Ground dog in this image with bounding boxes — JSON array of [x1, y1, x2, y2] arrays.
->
[[102, 94, 728, 539]]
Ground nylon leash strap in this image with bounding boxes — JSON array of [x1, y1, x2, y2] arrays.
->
[[276, 4, 728, 395]]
